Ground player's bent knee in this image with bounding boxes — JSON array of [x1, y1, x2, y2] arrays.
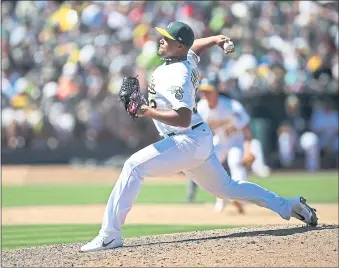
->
[[122, 155, 143, 177]]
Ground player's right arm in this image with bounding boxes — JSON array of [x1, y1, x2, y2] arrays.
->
[[233, 101, 255, 164], [190, 35, 234, 56], [140, 107, 192, 128], [138, 66, 193, 128]]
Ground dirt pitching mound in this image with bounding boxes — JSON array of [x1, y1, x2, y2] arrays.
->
[[2, 224, 338, 267]]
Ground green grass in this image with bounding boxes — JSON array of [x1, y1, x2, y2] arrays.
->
[[1, 224, 237, 250], [2, 172, 338, 207]]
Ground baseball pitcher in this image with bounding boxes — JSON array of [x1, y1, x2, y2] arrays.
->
[[81, 21, 318, 253]]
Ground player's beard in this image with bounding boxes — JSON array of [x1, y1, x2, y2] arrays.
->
[[158, 46, 165, 56]]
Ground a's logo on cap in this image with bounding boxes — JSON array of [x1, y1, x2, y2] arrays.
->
[[167, 22, 173, 28]]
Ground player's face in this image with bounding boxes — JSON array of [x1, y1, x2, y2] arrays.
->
[[158, 36, 183, 57], [202, 90, 218, 107]]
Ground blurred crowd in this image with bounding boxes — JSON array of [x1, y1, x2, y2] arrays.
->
[[1, 1, 338, 156], [276, 95, 338, 170]]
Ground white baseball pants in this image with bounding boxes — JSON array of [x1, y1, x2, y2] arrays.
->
[[100, 123, 293, 237], [250, 139, 269, 173], [278, 131, 320, 171], [300, 132, 320, 172], [213, 141, 247, 206], [278, 132, 295, 167]]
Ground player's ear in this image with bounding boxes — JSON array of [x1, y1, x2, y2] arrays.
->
[[177, 43, 184, 49]]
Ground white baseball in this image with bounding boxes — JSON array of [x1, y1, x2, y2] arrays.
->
[[224, 41, 234, 51]]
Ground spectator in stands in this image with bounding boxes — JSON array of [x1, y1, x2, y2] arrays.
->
[[277, 95, 320, 172], [310, 99, 338, 167]]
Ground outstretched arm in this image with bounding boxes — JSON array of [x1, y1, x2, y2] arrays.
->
[[191, 35, 235, 56], [242, 125, 253, 154], [241, 125, 256, 167]]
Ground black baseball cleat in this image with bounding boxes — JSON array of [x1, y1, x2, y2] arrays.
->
[[290, 197, 318, 226]]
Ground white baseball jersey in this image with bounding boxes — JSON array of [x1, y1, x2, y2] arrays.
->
[[197, 96, 250, 148], [147, 49, 202, 136]]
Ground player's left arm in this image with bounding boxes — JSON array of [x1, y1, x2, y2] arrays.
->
[[190, 35, 234, 56], [242, 125, 253, 153], [232, 101, 255, 164], [242, 124, 256, 167]]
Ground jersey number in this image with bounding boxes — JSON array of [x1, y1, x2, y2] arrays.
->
[[148, 77, 156, 95], [191, 69, 199, 114], [150, 99, 157, 108], [148, 76, 157, 108]]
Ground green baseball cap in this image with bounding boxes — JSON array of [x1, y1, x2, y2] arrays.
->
[[199, 78, 218, 92], [155, 21, 195, 47]]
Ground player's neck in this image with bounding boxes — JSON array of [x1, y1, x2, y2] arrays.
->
[[163, 55, 187, 65]]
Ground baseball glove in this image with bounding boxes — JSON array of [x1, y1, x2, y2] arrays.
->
[[119, 76, 148, 119], [241, 152, 255, 168]]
